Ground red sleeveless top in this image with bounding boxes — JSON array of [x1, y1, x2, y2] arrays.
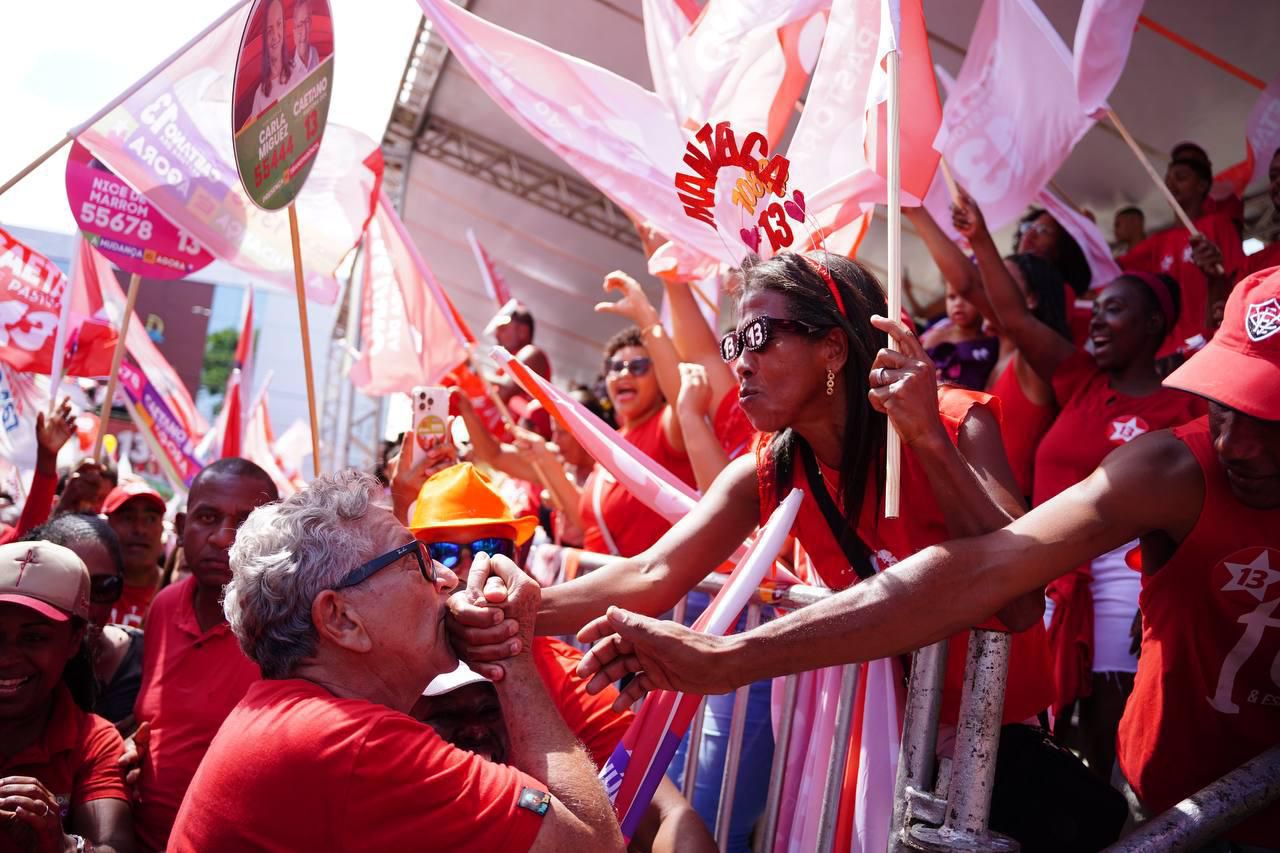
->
[[1116, 418, 1280, 845], [756, 389, 1053, 725], [579, 411, 697, 558], [987, 353, 1055, 499]]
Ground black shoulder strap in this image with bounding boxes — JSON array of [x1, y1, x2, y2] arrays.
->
[[796, 439, 874, 581]]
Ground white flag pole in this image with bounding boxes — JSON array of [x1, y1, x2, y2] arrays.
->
[[0, 0, 253, 198], [884, 47, 903, 519]]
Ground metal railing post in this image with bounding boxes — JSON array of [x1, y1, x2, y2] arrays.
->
[[890, 640, 950, 851], [1103, 744, 1280, 852], [815, 663, 861, 853], [714, 603, 763, 849], [908, 630, 1018, 852], [757, 673, 800, 853]]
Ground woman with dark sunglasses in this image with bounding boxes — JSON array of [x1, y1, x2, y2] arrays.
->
[[23, 515, 144, 726], [457, 251, 1054, 850]]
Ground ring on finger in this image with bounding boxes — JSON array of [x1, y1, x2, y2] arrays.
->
[[876, 367, 889, 386]]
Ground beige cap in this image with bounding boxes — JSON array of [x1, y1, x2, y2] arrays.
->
[[0, 541, 91, 622]]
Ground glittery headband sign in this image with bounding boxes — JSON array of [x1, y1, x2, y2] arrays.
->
[[674, 121, 806, 255]]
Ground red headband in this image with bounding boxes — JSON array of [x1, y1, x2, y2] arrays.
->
[[1125, 271, 1176, 327], [802, 255, 845, 317]]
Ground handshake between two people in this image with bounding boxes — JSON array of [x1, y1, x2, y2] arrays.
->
[[446, 556, 751, 708]]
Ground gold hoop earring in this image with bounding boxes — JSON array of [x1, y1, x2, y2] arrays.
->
[[825, 369, 835, 396]]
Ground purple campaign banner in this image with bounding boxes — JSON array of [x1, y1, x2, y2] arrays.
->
[[118, 362, 204, 487]]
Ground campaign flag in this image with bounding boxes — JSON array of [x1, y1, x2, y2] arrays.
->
[[929, 0, 1094, 232], [1036, 189, 1122, 288], [601, 488, 802, 840], [348, 192, 470, 395], [216, 286, 255, 459], [416, 0, 734, 267], [465, 230, 513, 309], [1214, 70, 1280, 198], [1072, 0, 1145, 118], [74, 3, 381, 306], [74, 238, 207, 438], [0, 228, 117, 376], [117, 361, 204, 488], [241, 377, 300, 497]]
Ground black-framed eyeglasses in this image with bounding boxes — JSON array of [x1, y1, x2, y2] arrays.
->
[[605, 356, 652, 377], [719, 316, 828, 362], [334, 540, 434, 590], [426, 537, 516, 569], [90, 574, 124, 605]]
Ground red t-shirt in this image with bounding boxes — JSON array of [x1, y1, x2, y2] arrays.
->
[[987, 354, 1055, 500], [755, 389, 1053, 725], [579, 411, 697, 557], [110, 581, 157, 629], [713, 389, 757, 460], [532, 637, 634, 768], [0, 687, 126, 853], [0, 467, 57, 546], [169, 678, 547, 852], [1032, 350, 1205, 507], [1118, 211, 1246, 355], [1117, 418, 1280, 845], [132, 576, 260, 851], [1244, 242, 1280, 277]]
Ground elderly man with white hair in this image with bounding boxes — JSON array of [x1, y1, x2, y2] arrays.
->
[[168, 470, 623, 852]]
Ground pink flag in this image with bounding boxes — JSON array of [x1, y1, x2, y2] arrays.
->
[[602, 488, 802, 841], [1214, 70, 1280, 198], [116, 361, 205, 488], [931, 0, 1093, 231], [74, 4, 380, 306], [465, 230, 513, 309], [74, 238, 207, 437], [1036, 189, 1121, 288], [348, 192, 470, 396], [416, 0, 730, 266], [1072, 0, 1145, 118], [492, 346, 700, 517]]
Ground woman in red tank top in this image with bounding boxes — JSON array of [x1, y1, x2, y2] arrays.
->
[[952, 190, 1206, 776], [521, 252, 1050, 851]]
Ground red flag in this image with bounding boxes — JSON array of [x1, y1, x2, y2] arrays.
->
[[0, 228, 116, 376], [465, 230, 513, 309], [219, 287, 254, 459]]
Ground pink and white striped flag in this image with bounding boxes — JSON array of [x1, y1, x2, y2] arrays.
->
[[930, 0, 1094, 231], [74, 4, 381, 306], [349, 192, 470, 396], [1072, 0, 1145, 118], [600, 488, 803, 840], [465, 230, 514, 309]]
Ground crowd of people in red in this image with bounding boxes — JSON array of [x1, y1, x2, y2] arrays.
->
[[1, 142, 1277, 852]]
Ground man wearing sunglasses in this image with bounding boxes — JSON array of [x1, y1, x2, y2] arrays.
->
[[412, 463, 715, 852], [170, 469, 623, 852]]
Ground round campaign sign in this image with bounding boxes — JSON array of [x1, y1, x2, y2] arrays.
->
[[231, 0, 335, 211], [64, 142, 215, 279]]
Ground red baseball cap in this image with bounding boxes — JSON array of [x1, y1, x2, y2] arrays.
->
[[102, 479, 166, 516], [1164, 266, 1280, 420]]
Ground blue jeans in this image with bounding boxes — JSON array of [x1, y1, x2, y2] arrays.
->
[[666, 591, 775, 853]]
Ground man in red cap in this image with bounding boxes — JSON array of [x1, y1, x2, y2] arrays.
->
[[574, 267, 1280, 845], [103, 480, 166, 627]]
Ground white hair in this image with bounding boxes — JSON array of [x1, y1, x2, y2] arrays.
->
[[225, 469, 383, 678]]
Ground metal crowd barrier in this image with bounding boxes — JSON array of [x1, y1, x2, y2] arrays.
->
[[545, 550, 1280, 852]]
